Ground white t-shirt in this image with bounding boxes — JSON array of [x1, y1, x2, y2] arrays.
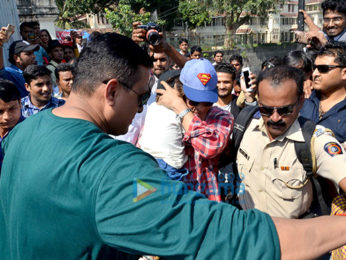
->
[[115, 77, 159, 145], [138, 102, 187, 169], [213, 102, 232, 113]]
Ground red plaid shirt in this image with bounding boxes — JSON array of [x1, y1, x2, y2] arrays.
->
[[183, 106, 234, 202]]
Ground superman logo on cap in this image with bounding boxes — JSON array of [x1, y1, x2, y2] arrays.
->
[[197, 73, 211, 86], [324, 142, 343, 157]]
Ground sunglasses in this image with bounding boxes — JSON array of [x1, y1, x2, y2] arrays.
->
[[121, 83, 151, 107], [103, 75, 155, 107], [188, 100, 213, 107], [313, 64, 344, 73], [259, 101, 298, 117]]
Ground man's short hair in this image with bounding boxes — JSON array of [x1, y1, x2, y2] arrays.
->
[[156, 70, 184, 102], [190, 45, 202, 54], [19, 22, 33, 33], [214, 63, 236, 80], [48, 40, 63, 53], [317, 42, 346, 67], [321, 0, 346, 15], [179, 38, 188, 45], [23, 65, 51, 84], [29, 21, 40, 28], [229, 54, 243, 66], [214, 51, 223, 57], [0, 80, 21, 102], [55, 64, 74, 81], [262, 56, 284, 70], [257, 65, 305, 98], [72, 32, 152, 96], [283, 51, 313, 74], [63, 45, 74, 51]]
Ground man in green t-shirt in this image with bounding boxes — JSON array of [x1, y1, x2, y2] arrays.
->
[[1, 32, 346, 260]]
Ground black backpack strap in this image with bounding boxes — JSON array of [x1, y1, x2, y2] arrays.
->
[[224, 105, 258, 206], [231, 105, 259, 154], [295, 117, 316, 176], [295, 117, 331, 216]]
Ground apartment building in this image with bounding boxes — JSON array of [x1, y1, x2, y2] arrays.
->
[[167, 0, 323, 47]]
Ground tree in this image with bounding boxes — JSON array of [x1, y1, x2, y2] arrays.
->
[[178, 0, 210, 28], [105, 1, 151, 37], [105, 0, 174, 37], [179, 0, 279, 48], [55, 0, 117, 29]]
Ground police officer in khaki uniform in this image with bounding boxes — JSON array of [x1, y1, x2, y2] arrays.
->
[[236, 65, 346, 218]]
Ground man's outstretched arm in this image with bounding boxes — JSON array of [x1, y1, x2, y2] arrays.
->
[[132, 22, 187, 68], [274, 216, 346, 260]]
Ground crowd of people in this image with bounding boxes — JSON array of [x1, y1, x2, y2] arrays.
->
[[0, 0, 345, 259]]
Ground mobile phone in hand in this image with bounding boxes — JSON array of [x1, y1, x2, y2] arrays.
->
[[295, 31, 309, 44], [241, 67, 252, 89], [2, 24, 15, 43]]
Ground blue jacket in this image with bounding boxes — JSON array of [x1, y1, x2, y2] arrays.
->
[[0, 65, 28, 98], [300, 91, 346, 143]]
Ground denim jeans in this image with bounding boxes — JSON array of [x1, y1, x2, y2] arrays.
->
[[155, 159, 189, 181]]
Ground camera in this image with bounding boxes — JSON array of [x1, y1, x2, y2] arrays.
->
[[138, 22, 161, 46]]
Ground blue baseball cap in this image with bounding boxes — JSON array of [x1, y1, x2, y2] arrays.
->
[[180, 58, 218, 103]]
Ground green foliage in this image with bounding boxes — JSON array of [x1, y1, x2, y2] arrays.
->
[[202, 52, 210, 58], [178, 0, 211, 28], [105, 0, 166, 37], [105, 3, 151, 37], [55, 0, 116, 29], [178, 0, 278, 47]]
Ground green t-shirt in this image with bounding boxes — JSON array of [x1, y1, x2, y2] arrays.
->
[[0, 109, 280, 259]]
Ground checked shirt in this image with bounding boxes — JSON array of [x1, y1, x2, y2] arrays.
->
[[183, 106, 234, 202]]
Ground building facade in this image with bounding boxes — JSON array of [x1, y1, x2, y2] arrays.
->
[[16, 0, 59, 38], [167, 0, 323, 47]]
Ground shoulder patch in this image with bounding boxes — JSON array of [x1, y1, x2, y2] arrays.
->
[[324, 142, 343, 157], [313, 125, 326, 137], [314, 125, 335, 138]]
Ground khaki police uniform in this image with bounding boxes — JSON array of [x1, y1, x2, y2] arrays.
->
[[237, 117, 346, 218]]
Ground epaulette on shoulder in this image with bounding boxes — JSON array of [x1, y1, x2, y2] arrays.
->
[[313, 125, 335, 138]]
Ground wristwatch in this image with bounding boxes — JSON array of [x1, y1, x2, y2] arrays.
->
[[176, 108, 191, 123]]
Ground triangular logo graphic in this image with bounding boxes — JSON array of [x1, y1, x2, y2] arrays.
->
[[197, 73, 211, 86], [133, 179, 157, 202]]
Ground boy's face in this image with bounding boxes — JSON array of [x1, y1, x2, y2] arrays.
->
[[190, 51, 201, 59], [20, 26, 34, 41], [323, 10, 346, 37], [25, 75, 52, 105], [75, 36, 82, 44], [179, 42, 188, 52], [14, 51, 36, 69], [57, 70, 73, 95], [64, 48, 75, 62], [186, 99, 212, 121], [0, 99, 21, 130], [50, 47, 64, 62]]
